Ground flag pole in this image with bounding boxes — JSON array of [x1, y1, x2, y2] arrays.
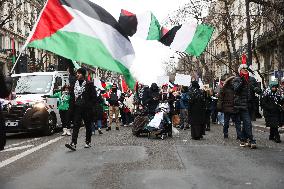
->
[[10, 45, 26, 74]]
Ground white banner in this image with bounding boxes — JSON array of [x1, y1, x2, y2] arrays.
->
[[157, 76, 169, 87], [174, 73, 191, 86]]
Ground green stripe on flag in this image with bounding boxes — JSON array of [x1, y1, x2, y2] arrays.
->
[[146, 13, 161, 40], [185, 24, 214, 57], [28, 30, 135, 89]]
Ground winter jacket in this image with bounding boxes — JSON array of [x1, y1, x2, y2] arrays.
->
[[218, 76, 235, 113], [50, 91, 70, 111], [143, 83, 160, 115], [72, 80, 97, 109], [180, 92, 189, 109], [232, 76, 261, 111], [0, 73, 12, 150], [262, 88, 283, 127], [93, 94, 104, 121], [188, 86, 206, 125]]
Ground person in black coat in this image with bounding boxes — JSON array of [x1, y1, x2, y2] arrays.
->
[[142, 83, 160, 116], [262, 81, 282, 143], [0, 73, 12, 151], [188, 81, 206, 140], [92, 89, 104, 135], [65, 68, 97, 151], [232, 64, 261, 148]]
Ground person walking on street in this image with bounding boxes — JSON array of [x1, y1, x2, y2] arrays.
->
[[49, 85, 71, 136], [106, 83, 121, 131], [65, 68, 97, 151], [232, 64, 261, 149], [0, 73, 12, 151], [262, 81, 282, 143], [218, 76, 241, 139]]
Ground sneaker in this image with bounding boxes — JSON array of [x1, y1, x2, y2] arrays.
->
[[106, 127, 111, 131], [66, 129, 71, 136], [92, 131, 95, 135], [240, 142, 246, 147], [65, 143, 76, 151], [245, 142, 251, 147], [206, 128, 210, 131], [98, 130, 103, 134], [84, 143, 91, 148], [116, 127, 119, 130], [250, 143, 257, 149], [61, 128, 67, 136]]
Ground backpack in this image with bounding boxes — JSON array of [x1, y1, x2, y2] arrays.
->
[[108, 91, 119, 106]]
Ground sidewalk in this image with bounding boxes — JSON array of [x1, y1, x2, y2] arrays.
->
[[252, 118, 284, 133]]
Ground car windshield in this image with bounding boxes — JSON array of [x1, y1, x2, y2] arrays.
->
[[13, 75, 53, 94]]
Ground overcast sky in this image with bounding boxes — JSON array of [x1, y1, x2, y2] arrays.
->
[[94, 0, 191, 85]]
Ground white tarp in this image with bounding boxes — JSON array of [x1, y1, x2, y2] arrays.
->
[[174, 73, 191, 86]]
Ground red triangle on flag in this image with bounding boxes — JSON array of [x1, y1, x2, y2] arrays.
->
[[30, 0, 73, 43]]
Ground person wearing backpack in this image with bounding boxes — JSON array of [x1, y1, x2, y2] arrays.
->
[[106, 83, 121, 131]]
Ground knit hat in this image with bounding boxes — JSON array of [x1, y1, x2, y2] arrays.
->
[[76, 68, 86, 76], [269, 80, 279, 88], [238, 64, 248, 73]]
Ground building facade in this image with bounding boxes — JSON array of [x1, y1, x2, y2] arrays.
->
[[204, 0, 284, 87], [0, 0, 57, 75]]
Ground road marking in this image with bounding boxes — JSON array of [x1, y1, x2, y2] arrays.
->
[[2, 145, 34, 152], [0, 136, 64, 169], [4, 138, 40, 149]]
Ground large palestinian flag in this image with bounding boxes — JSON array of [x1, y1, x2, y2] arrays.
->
[[160, 23, 214, 57], [119, 10, 161, 40], [27, 0, 136, 88]]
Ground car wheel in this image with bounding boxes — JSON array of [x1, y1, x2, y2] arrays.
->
[[43, 113, 56, 136]]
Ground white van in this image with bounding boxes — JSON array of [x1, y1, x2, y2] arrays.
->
[[2, 71, 69, 135]]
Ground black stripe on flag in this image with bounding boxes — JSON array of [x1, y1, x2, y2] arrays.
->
[[118, 11, 138, 37], [60, 0, 129, 40], [159, 25, 182, 46]]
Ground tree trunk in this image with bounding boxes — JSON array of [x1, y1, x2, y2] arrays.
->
[[245, 0, 253, 66], [224, 0, 239, 71]]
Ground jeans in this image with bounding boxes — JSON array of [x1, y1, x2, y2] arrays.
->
[[92, 120, 102, 133], [223, 113, 241, 138], [217, 112, 224, 125], [235, 109, 256, 143]]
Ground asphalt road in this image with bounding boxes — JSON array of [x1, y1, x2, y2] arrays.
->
[[0, 123, 283, 189]]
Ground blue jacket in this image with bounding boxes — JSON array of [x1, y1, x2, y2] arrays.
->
[[180, 92, 189, 109]]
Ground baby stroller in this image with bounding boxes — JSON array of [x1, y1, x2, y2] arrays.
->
[[145, 102, 172, 140]]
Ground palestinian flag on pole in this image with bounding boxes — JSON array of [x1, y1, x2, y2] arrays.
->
[[160, 23, 214, 57], [119, 10, 161, 40], [27, 0, 136, 89]]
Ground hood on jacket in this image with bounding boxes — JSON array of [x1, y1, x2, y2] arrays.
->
[[223, 76, 235, 87]]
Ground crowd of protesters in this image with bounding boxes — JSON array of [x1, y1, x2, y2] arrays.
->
[[1, 63, 283, 152]]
